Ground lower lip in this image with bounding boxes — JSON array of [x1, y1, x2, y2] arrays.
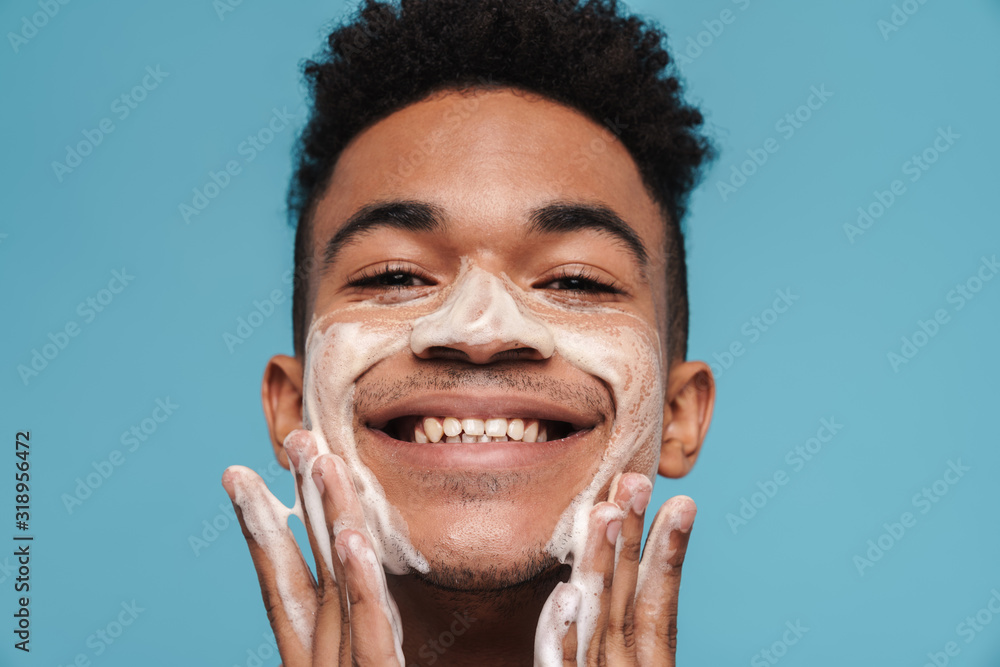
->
[[366, 427, 590, 470]]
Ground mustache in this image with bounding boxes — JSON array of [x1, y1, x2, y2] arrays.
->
[[353, 363, 611, 417]]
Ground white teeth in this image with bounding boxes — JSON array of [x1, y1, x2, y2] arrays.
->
[[443, 417, 463, 437], [423, 417, 444, 443], [522, 419, 539, 442], [462, 418, 485, 436], [485, 418, 508, 437], [410, 416, 554, 443], [414, 422, 428, 443]]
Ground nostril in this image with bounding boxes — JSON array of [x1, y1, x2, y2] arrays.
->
[[419, 344, 543, 364], [421, 346, 471, 361], [489, 347, 542, 362]]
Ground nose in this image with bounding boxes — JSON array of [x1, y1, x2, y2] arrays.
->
[[410, 266, 555, 364]]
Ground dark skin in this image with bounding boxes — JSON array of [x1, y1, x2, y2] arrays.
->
[[223, 87, 715, 665]]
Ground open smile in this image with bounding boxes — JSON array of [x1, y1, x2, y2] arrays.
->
[[362, 392, 601, 468]]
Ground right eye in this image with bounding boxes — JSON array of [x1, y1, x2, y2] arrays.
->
[[346, 263, 434, 290]]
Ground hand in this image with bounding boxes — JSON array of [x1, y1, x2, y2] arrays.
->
[[222, 429, 405, 666], [535, 474, 696, 666]]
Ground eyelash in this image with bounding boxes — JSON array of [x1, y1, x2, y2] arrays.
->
[[346, 263, 625, 295], [544, 266, 625, 295], [346, 263, 432, 290]]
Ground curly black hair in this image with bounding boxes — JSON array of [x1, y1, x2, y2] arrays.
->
[[289, 0, 713, 364]]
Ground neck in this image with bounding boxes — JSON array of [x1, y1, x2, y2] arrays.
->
[[389, 564, 569, 666]]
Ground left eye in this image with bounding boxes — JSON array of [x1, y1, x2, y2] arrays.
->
[[542, 270, 623, 295], [548, 276, 617, 293]]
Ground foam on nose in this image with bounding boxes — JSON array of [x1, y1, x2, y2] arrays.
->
[[410, 264, 555, 358]]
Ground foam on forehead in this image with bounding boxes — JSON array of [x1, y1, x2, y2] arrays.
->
[[301, 257, 665, 574]]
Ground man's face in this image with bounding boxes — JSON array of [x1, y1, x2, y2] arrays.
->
[[298, 87, 675, 589]]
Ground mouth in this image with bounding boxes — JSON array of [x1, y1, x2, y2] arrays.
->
[[378, 416, 578, 443], [360, 392, 602, 468]]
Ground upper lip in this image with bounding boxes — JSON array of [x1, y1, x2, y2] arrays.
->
[[364, 390, 602, 433]]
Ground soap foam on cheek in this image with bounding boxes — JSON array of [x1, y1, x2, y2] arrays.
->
[[520, 293, 665, 664], [540, 317, 664, 564], [302, 318, 431, 576]]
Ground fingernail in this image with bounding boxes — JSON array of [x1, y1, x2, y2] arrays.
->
[[633, 487, 651, 515], [285, 444, 301, 469], [335, 539, 348, 563], [311, 468, 325, 496], [606, 520, 622, 546], [678, 505, 697, 533]]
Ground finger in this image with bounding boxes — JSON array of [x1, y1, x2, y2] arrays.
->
[[534, 581, 582, 667], [284, 432, 348, 667], [222, 465, 318, 667], [634, 495, 696, 667], [336, 529, 406, 666], [310, 453, 357, 666], [605, 473, 653, 665], [283, 431, 332, 589], [577, 502, 625, 665]]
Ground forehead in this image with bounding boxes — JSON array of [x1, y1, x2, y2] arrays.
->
[[311, 87, 666, 257]]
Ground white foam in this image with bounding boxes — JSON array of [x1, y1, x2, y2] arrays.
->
[[236, 257, 666, 661]]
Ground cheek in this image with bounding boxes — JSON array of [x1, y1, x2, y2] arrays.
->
[[555, 318, 663, 453], [304, 316, 412, 440], [537, 306, 664, 424]]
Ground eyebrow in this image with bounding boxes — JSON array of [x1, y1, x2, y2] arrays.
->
[[527, 202, 648, 268], [321, 200, 444, 268], [320, 199, 648, 269]]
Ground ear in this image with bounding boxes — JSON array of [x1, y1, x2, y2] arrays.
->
[[261, 354, 304, 470], [658, 360, 715, 478]]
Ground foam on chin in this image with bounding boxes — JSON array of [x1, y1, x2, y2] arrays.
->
[[298, 259, 664, 662]]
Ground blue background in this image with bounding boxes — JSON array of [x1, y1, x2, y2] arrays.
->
[[2, 0, 998, 664]]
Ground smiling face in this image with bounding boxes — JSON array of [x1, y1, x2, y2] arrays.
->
[[264, 87, 712, 590]]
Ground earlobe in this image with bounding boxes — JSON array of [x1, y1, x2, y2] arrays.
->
[[261, 354, 305, 469], [658, 361, 715, 479]]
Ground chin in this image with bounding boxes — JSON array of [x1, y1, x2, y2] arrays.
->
[[409, 541, 564, 592]]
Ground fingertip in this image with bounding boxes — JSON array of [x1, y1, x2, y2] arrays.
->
[[551, 581, 582, 619], [613, 473, 654, 515], [335, 528, 365, 562], [311, 466, 326, 497], [664, 495, 697, 533], [283, 430, 314, 472], [334, 531, 350, 565], [221, 465, 252, 498]]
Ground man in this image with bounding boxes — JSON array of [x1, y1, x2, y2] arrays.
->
[[222, 0, 716, 664]]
